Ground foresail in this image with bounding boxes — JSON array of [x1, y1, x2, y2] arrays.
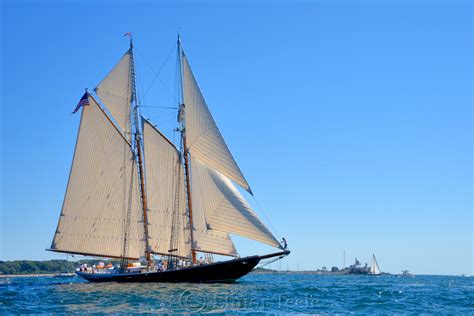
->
[[191, 157, 282, 250], [51, 96, 145, 259], [95, 49, 133, 140], [182, 54, 251, 194], [143, 119, 191, 259]]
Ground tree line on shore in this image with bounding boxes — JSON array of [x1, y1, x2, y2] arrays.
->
[[0, 259, 120, 275]]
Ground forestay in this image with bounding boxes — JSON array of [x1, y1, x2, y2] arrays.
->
[[51, 96, 145, 259], [190, 157, 282, 251], [142, 119, 191, 259], [95, 50, 133, 140], [182, 54, 251, 194]]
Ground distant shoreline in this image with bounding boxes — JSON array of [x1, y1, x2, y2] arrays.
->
[[1, 261, 469, 277], [0, 259, 115, 276], [0, 273, 75, 278]]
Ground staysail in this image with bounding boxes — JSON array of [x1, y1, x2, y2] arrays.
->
[[95, 49, 133, 139], [50, 95, 145, 259], [142, 119, 191, 259], [193, 230, 238, 257], [190, 157, 281, 252], [182, 54, 251, 194], [370, 254, 382, 275]]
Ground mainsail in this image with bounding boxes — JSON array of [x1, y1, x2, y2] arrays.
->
[[51, 96, 145, 259], [182, 54, 252, 194], [370, 254, 382, 275], [95, 49, 133, 139], [142, 119, 191, 259]]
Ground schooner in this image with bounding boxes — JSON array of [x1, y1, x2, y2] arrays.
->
[[48, 36, 289, 282]]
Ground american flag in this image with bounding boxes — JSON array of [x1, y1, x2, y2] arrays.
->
[[72, 92, 90, 114]]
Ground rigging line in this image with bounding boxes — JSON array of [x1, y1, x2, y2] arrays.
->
[[140, 106, 178, 109], [150, 117, 182, 124], [157, 78, 176, 101], [251, 194, 282, 242], [134, 54, 148, 110], [135, 42, 177, 100], [257, 254, 286, 269]]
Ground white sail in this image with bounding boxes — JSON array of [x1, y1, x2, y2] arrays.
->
[[194, 230, 238, 257], [370, 254, 382, 275], [142, 119, 191, 258], [191, 157, 281, 250], [95, 50, 133, 139], [182, 54, 251, 194], [51, 96, 145, 259]]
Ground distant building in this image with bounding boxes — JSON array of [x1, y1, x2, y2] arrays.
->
[[348, 258, 369, 275]]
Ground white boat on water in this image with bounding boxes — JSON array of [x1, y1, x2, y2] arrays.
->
[[369, 254, 382, 275]]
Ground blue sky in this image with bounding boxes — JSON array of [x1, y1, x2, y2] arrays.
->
[[1, 0, 472, 275]]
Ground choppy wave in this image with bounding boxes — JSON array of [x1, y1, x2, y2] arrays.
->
[[0, 273, 472, 313]]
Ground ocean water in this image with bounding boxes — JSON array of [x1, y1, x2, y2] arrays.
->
[[0, 273, 472, 314]]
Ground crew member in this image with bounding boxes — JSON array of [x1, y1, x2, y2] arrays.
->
[[281, 237, 288, 250]]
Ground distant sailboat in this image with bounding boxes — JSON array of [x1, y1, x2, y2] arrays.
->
[[369, 254, 382, 275], [47, 35, 289, 283]]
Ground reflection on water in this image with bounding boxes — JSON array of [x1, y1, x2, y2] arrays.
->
[[1, 274, 472, 313]]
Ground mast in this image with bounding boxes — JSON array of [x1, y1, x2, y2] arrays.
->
[[130, 36, 152, 266], [178, 35, 197, 264], [183, 135, 197, 264]]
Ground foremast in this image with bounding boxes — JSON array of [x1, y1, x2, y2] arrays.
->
[[129, 37, 152, 266], [177, 36, 197, 264]]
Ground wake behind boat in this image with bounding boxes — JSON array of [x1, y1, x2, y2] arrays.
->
[[47, 35, 289, 283]]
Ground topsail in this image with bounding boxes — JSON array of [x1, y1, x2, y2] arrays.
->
[[95, 49, 133, 140]]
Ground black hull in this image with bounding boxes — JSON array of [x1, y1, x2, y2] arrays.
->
[[77, 255, 261, 283]]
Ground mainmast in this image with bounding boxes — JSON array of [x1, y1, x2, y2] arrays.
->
[[178, 36, 197, 264], [129, 36, 152, 266]]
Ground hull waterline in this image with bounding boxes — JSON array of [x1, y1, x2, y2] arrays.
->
[[76, 255, 260, 283]]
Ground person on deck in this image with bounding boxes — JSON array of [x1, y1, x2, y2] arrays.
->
[[156, 261, 163, 272], [281, 237, 288, 250]]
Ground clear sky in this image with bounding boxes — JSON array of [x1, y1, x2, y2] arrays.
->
[[1, 0, 472, 275]]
